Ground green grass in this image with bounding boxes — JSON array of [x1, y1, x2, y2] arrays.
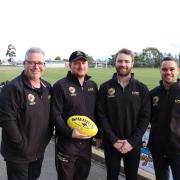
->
[[0, 66, 161, 90]]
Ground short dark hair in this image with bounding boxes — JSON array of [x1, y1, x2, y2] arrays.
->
[[115, 48, 134, 62], [160, 57, 179, 67]]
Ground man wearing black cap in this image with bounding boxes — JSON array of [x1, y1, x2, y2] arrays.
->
[[51, 50, 98, 180]]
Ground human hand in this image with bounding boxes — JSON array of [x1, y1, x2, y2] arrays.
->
[[113, 140, 123, 152], [72, 128, 92, 139], [118, 140, 133, 154]]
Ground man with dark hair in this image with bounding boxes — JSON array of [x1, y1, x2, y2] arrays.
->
[[148, 57, 180, 180], [0, 47, 52, 180], [51, 50, 98, 180], [97, 48, 150, 180]]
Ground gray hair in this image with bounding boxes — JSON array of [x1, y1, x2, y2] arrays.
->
[[25, 47, 45, 60]]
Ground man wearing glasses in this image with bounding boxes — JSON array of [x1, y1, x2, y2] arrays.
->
[[0, 47, 53, 180]]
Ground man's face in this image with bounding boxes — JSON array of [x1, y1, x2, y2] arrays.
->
[[69, 59, 88, 78], [24, 52, 45, 81], [115, 53, 134, 76], [160, 60, 179, 85]]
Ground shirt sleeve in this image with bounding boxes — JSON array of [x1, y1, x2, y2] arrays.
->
[[127, 85, 151, 148], [51, 83, 72, 138], [0, 84, 23, 149], [97, 85, 119, 144]]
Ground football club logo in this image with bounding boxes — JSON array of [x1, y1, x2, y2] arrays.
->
[[69, 86, 76, 96], [107, 88, 115, 97], [28, 93, 36, 105], [152, 96, 159, 106]]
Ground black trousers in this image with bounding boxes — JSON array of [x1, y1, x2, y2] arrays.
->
[[6, 157, 44, 180], [152, 152, 180, 180], [104, 145, 140, 180], [55, 138, 92, 180], [56, 150, 91, 180]]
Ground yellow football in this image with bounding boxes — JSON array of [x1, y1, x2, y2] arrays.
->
[[67, 115, 98, 136]]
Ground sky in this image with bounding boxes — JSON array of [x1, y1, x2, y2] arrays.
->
[[0, 0, 180, 60]]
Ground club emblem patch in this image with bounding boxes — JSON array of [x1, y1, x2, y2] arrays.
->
[[152, 96, 159, 106], [69, 86, 76, 96], [107, 88, 115, 97], [28, 93, 36, 105]]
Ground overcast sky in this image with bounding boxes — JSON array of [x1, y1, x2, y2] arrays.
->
[[0, 0, 180, 60]]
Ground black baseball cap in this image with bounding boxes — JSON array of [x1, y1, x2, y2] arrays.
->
[[69, 50, 87, 62]]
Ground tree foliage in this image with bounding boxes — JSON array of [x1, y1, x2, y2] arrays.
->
[[6, 44, 16, 62], [87, 55, 94, 64], [107, 47, 166, 67], [108, 54, 116, 66], [55, 56, 61, 61], [141, 47, 163, 67]]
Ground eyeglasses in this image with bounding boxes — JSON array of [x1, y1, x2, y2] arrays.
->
[[26, 61, 45, 67]]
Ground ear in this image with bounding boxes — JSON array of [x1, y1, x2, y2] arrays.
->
[[69, 62, 72, 69], [23, 60, 26, 65], [132, 61, 134, 66], [177, 67, 180, 73]]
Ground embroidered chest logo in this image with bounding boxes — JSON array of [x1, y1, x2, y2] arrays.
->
[[132, 91, 140, 96], [175, 99, 180, 103], [28, 93, 36, 105], [69, 86, 76, 96], [152, 96, 159, 106], [107, 88, 115, 97], [88, 87, 94, 92]]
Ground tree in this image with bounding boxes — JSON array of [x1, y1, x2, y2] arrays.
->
[[6, 44, 16, 63], [141, 47, 163, 67], [55, 56, 61, 61], [134, 52, 146, 67], [87, 55, 94, 65], [107, 54, 116, 66]]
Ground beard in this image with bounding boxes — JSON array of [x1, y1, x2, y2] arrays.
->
[[116, 67, 132, 77]]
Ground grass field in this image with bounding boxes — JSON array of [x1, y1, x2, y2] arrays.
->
[[0, 66, 161, 90]]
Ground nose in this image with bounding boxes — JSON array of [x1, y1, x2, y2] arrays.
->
[[165, 70, 171, 74], [119, 61, 126, 66]]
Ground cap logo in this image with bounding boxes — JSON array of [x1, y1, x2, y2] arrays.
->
[[76, 51, 83, 56]]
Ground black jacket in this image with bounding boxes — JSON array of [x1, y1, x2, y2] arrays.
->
[[0, 71, 52, 162], [148, 80, 180, 155], [97, 73, 150, 149], [51, 71, 98, 146]]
